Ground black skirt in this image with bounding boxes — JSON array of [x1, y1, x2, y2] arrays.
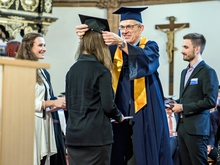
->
[[67, 144, 112, 165]]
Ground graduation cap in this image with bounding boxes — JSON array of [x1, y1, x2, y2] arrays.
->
[[79, 14, 110, 33], [112, 6, 148, 23]]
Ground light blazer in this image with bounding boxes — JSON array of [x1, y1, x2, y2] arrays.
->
[[177, 60, 218, 136]]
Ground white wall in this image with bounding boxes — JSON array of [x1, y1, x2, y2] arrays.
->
[[16, 1, 220, 98], [145, 1, 220, 98]]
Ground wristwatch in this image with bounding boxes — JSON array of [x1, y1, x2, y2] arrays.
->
[[118, 40, 126, 50]]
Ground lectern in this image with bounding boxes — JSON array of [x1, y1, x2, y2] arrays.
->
[[0, 57, 50, 165]]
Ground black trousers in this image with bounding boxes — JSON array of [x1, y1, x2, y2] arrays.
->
[[67, 144, 111, 165], [178, 122, 208, 165]]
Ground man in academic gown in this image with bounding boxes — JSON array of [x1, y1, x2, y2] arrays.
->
[[104, 7, 172, 165], [76, 6, 172, 165]]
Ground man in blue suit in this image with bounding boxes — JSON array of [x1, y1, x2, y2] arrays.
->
[[171, 33, 219, 165]]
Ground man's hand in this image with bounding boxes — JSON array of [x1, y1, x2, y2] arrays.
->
[[207, 145, 213, 155], [102, 31, 123, 46], [76, 24, 89, 39], [171, 103, 183, 113]]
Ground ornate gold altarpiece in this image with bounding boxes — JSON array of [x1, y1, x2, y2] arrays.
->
[[0, 0, 58, 40]]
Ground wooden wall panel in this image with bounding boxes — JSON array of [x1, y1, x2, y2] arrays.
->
[[53, 0, 214, 7]]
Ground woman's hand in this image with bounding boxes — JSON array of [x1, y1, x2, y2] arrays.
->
[[52, 99, 66, 109], [113, 114, 125, 124]]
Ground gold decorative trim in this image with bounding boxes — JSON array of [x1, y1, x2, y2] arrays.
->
[[6, 16, 26, 39], [20, 0, 39, 12], [0, 0, 57, 40], [0, 0, 15, 9], [40, 25, 49, 35], [5, 22, 26, 39], [44, 0, 52, 13], [24, 26, 35, 35], [8, 15, 25, 21], [15, 0, 19, 10], [0, 8, 39, 16]]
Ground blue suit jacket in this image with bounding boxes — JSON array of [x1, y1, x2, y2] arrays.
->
[[177, 60, 218, 136]]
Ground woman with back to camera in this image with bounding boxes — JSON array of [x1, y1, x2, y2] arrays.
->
[[16, 32, 66, 165], [65, 15, 124, 165]]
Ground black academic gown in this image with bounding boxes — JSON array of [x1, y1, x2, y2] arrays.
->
[[43, 69, 67, 165]]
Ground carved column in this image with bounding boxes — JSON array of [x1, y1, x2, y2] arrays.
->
[[107, 7, 119, 34], [97, 0, 120, 34]]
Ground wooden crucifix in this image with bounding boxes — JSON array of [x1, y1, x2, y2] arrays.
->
[[155, 16, 189, 95]]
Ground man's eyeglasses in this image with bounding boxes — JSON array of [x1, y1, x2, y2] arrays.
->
[[119, 24, 139, 30]]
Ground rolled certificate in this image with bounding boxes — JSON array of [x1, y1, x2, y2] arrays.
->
[[111, 116, 133, 122]]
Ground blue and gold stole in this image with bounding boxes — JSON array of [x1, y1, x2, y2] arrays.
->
[[112, 36, 148, 113]]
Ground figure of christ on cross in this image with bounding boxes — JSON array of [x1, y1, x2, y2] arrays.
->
[[157, 24, 186, 63], [155, 16, 189, 95]]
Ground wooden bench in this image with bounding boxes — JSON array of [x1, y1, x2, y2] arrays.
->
[[208, 157, 215, 165]]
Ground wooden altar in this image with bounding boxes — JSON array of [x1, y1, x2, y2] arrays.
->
[[0, 57, 49, 165]]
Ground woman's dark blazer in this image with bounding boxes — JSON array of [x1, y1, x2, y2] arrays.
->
[[65, 54, 122, 147]]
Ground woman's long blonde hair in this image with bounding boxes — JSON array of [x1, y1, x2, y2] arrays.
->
[[78, 30, 112, 71]]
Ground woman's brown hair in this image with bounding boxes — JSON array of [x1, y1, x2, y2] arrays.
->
[[16, 32, 44, 84], [78, 30, 112, 71]]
